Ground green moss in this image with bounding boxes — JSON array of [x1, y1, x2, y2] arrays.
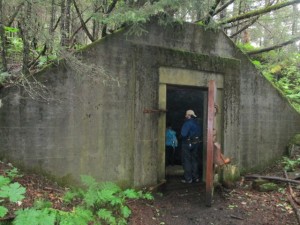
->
[[289, 134, 300, 145]]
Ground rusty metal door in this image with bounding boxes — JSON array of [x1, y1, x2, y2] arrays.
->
[[205, 80, 217, 207]]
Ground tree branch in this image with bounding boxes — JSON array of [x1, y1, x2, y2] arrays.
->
[[72, 0, 94, 42], [245, 174, 300, 184], [101, 0, 118, 37], [246, 35, 300, 55], [204, 0, 222, 25], [70, 5, 103, 41], [229, 16, 259, 38], [213, 0, 235, 17], [7, 1, 25, 26], [220, 0, 300, 25]]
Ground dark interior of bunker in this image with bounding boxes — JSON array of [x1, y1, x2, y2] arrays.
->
[[166, 85, 207, 180]]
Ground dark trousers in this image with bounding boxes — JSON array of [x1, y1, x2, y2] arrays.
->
[[182, 142, 200, 181], [165, 145, 175, 166]]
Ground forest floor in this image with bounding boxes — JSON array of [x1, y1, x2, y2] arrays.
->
[[128, 161, 300, 225], [1, 160, 300, 225]]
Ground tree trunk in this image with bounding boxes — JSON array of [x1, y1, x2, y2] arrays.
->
[[49, 0, 56, 35], [73, 0, 94, 42], [92, 0, 102, 40], [0, 0, 8, 72], [20, 1, 32, 75], [60, 0, 67, 46]]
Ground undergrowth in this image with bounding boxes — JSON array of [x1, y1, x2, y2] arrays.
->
[[0, 166, 153, 225]]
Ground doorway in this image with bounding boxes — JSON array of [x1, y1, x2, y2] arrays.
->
[[157, 67, 224, 184], [165, 85, 208, 180]]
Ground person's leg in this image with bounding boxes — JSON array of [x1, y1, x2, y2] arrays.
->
[[171, 147, 175, 166], [191, 143, 200, 181], [166, 146, 172, 166], [182, 143, 192, 182]]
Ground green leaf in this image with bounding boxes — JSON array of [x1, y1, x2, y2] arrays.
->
[[97, 209, 116, 225], [120, 205, 131, 218], [0, 182, 26, 202], [63, 190, 79, 203], [122, 189, 139, 199], [0, 176, 10, 187], [0, 206, 8, 218], [143, 192, 154, 200], [13, 208, 56, 225], [59, 207, 94, 225], [33, 199, 53, 209], [4, 26, 19, 33], [5, 168, 22, 179], [80, 175, 98, 188]]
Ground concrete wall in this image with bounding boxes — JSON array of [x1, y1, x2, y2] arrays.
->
[[0, 21, 299, 188], [0, 32, 137, 186], [128, 21, 300, 171]]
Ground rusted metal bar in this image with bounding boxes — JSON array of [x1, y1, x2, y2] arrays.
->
[[143, 109, 167, 114], [206, 80, 216, 207]]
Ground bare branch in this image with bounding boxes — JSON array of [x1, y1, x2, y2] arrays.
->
[[72, 0, 95, 42], [204, 0, 222, 25], [229, 16, 259, 38], [213, 0, 235, 17], [246, 35, 300, 55], [7, 1, 25, 26]]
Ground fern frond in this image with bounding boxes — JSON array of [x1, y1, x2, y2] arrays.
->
[[0, 176, 10, 187], [122, 189, 140, 199], [0, 182, 26, 203], [97, 208, 116, 225], [80, 175, 97, 187], [58, 207, 94, 225], [13, 208, 57, 225], [98, 182, 121, 193], [120, 205, 131, 218], [0, 206, 8, 218]]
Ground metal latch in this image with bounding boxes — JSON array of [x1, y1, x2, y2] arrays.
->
[[143, 109, 167, 114]]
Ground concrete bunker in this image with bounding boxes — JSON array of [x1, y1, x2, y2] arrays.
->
[[0, 21, 300, 188]]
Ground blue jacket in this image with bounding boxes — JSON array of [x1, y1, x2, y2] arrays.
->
[[181, 119, 201, 140], [166, 129, 178, 148]]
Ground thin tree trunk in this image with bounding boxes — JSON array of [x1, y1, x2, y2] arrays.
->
[[101, 0, 118, 37], [92, 0, 102, 40], [229, 16, 259, 38], [60, 0, 67, 46], [73, 0, 94, 42], [65, 0, 71, 42], [214, 0, 234, 17], [69, 5, 103, 41], [0, 0, 7, 72], [7, 1, 26, 27], [21, 1, 32, 75], [204, 0, 222, 25], [49, 0, 56, 35], [291, 4, 298, 35]]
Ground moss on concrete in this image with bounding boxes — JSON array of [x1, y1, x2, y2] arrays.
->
[[289, 134, 300, 145]]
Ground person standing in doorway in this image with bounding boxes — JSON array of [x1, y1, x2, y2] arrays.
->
[[181, 109, 201, 183], [165, 123, 178, 166]]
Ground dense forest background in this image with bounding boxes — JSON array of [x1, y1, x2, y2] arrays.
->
[[0, 0, 299, 110]]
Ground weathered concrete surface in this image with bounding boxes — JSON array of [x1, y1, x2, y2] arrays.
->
[[0, 21, 299, 187]]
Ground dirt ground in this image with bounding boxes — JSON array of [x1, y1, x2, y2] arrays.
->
[[128, 174, 298, 225], [1, 161, 299, 225]]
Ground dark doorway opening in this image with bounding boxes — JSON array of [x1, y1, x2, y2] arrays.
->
[[166, 85, 207, 180]]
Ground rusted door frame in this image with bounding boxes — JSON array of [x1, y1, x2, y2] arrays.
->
[[206, 80, 216, 207]]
